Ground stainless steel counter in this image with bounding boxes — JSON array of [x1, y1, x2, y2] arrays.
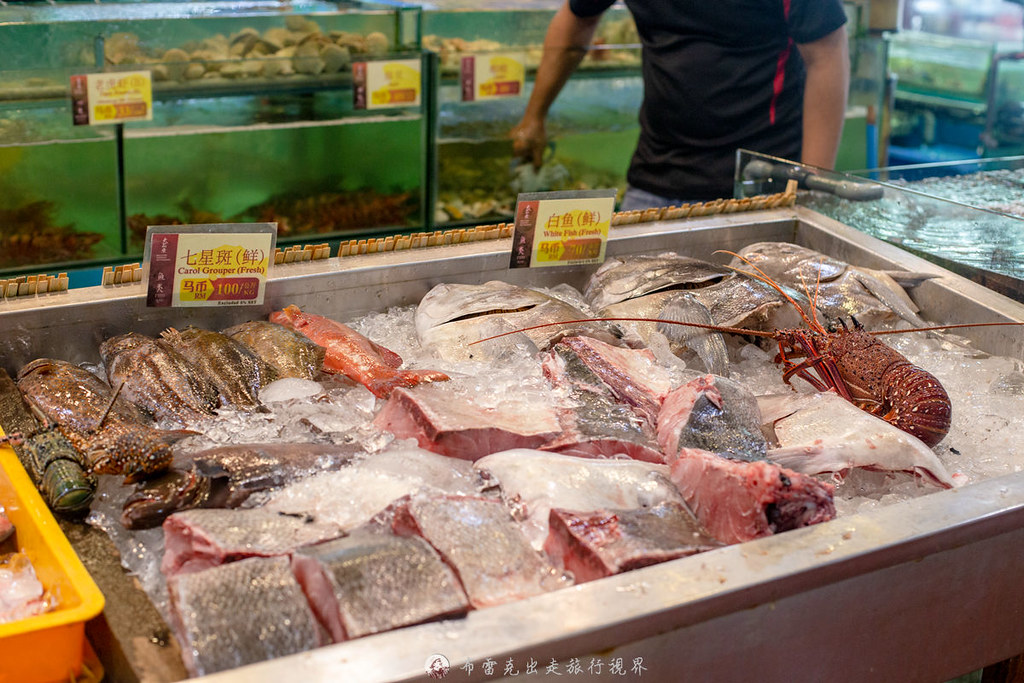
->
[[2, 206, 1022, 682]]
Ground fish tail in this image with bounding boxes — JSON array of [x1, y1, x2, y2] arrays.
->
[[370, 369, 451, 398]]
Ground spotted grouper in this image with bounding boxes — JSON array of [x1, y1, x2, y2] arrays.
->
[[270, 305, 449, 398], [222, 320, 326, 380], [100, 332, 219, 425], [160, 326, 277, 411]]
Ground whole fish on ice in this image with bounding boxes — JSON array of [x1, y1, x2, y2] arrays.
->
[[99, 332, 218, 425], [160, 326, 276, 411], [17, 358, 194, 482], [271, 305, 449, 398], [757, 391, 957, 488], [729, 242, 928, 328], [222, 320, 326, 380], [415, 280, 632, 362], [121, 441, 364, 529], [583, 252, 804, 373]]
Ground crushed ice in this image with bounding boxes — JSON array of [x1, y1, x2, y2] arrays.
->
[[87, 301, 1023, 610]]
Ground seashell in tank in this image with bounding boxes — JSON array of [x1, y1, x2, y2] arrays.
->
[[185, 62, 206, 80], [162, 48, 190, 81], [321, 44, 351, 73], [285, 15, 321, 34], [365, 31, 390, 56], [293, 42, 325, 75]]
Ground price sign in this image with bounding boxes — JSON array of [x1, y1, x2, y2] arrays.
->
[[460, 53, 526, 102], [509, 189, 616, 269], [71, 71, 153, 126], [144, 223, 276, 308], [353, 59, 422, 110]]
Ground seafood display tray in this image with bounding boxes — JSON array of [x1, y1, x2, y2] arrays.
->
[[1, 206, 1023, 682], [0, 443, 105, 683]]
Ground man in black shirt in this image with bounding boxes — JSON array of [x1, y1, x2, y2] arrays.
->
[[512, 0, 850, 208]]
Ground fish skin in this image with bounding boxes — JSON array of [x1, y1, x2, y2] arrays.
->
[[161, 508, 342, 577], [474, 449, 688, 551], [99, 332, 218, 424], [758, 391, 957, 488], [539, 341, 664, 463], [167, 555, 327, 677], [657, 374, 768, 462], [552, 337, 672, 426], [222, 320, 327, 380], [544, 502, 723, 583], [271, 305, 449, 398], [291, 530, 469, 642], [160, 326, 276, 410], [415, 281, 630, 362], [391, 494, 568, 608]]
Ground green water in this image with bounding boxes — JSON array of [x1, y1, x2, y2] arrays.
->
[[124, 117, 425, 240], [436, 127, 638, 224], [0, 138, 122, 267]]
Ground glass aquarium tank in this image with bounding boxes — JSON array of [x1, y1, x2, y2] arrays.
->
[[421, 0, 641, 229], [735, 149, 1024, 302], [0, 1, 425, 281]]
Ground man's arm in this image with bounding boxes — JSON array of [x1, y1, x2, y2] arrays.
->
[[511, 2, 605, 168], [796, 24, 849, 169]]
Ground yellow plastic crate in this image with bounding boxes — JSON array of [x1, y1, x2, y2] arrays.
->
[[0, 434, 105, 683]]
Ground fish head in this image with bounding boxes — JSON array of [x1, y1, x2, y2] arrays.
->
[[120, 466, 212, 530], [584, 254, 734, 311]]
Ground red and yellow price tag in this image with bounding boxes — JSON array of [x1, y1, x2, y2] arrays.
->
[[353, 59, 422, 110], [509, 191, 615, 269], [146, 225, 275, 308], [461, 53, 525, 102], [71, 70, 153, 126]]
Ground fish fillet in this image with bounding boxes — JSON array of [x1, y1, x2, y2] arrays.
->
[[758, 391, 957, 488]]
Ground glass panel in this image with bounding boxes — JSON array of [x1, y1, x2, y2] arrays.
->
[[735, 149, 1024, 300]]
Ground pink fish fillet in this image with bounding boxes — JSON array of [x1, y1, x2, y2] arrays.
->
[[269, 305, 449, 398]]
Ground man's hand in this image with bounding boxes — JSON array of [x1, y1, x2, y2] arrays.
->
[[510, 117, 548, 169]]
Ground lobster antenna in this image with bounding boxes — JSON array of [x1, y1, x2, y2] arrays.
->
[[868, 321, 1024, 336], [714, 250, 822, 332], [468, 317, 774, 346], [797, 260, 827, 330]]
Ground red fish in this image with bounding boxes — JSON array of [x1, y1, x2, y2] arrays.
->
[[269, 305, 449, 398]]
